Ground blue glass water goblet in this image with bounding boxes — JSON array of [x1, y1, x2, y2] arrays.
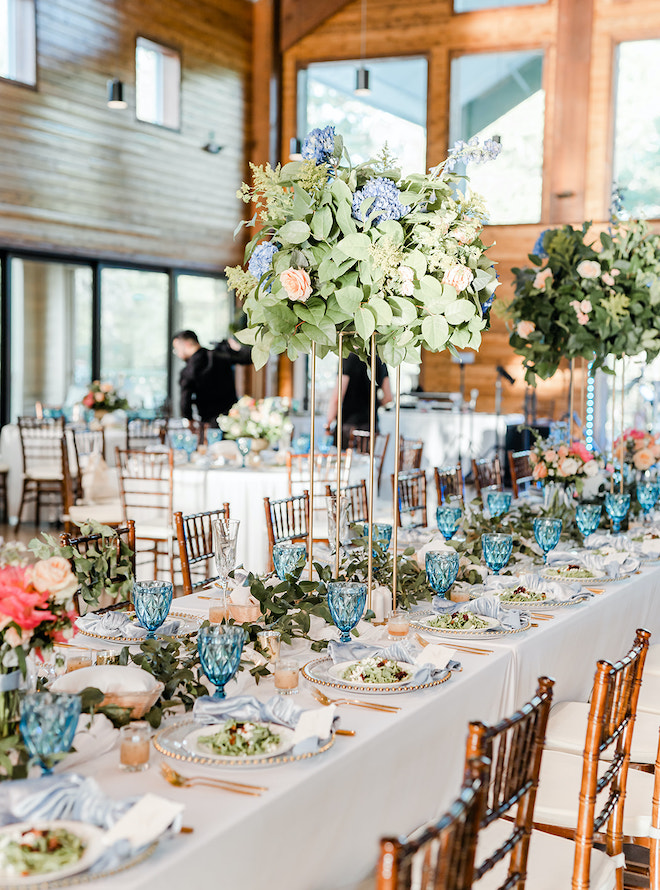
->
[[361, 523, 393, 556], [205, 429, 224, 447], [236, 437, 252, 468], [534, 517, 563, 563], [272, 542, 307, 581], [436, 505, 462, 541], [197, 625, 245, 699], [133, 580, 173, 639], [318, 434, 334, 455], [481, 533, 513, 575], [575, 503, 602, 541], [637, 482, 659, 523], [327, 581, 367, 643], [605, 492, 631, 534], [291, 434, 311, 455], [181, 432, 197, 462], [20, 692, 81, 774], [425, 551, 460, 598], [170, 431, 188, 456], [486, 491, 512, 519]]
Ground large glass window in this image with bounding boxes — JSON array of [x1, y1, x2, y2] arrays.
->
[[449, 49, 545, 224], [136, 37, 181, 130], [612, 40, 660, 219], [100, 268, 169, 411], [0, 0, 36, 86], [300, 57, 427, 172], [173, 275, 232, 347], [9, 259, 92, 419]]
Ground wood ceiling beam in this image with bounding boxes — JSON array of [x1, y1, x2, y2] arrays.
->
[[279, 0, 355, 52]]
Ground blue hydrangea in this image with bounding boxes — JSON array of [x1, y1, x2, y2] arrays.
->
[[248, 241, 279, 288], [301, 126, 335, 164], [481, 294, 496, 313], [531, 229, 550, 258], [351, 177, 409, 226], [445, 136, 501, 172]]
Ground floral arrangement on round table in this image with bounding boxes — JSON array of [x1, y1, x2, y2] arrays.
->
[[218, 396, 290, 446], [529, 438, 602, 491], [612, 428, 660, 471], [226, 127, 500, 368], [82, 381, 130, 413], [507, 220, 660, 384]]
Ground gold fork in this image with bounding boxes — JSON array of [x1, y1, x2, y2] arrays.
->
[[311, 687, 400, 712], [414, 632, 493, 656], [160, 763, 266, 796]]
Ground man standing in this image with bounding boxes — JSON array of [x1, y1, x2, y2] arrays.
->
[[325, 352, 392, 446], [172, 330, 252, 424]]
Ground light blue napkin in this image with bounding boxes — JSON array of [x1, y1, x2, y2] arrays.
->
[[431, 594, 528, 629], [326, 640, 457, 684], [76, 611, 182, 639]]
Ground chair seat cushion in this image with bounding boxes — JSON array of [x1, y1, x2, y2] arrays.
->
[[534, 750, 653, 837], [136, 524, 173, 541], [475, 819, 616, 890], [25, 470, 62, 482], [67, 503, 124, 525], [545, 700, 660, 763]]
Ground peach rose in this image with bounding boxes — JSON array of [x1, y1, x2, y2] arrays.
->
[[280, 268, 312, 303], [100, 382, 113, 393], [443, 264, 474, 292], [533, 268, 553, 289], [94, 392, 105, 402], [4, 626, 27, 648], [633, 448, 655, 472], [557, 445, 569, 460], [576, 260, 601, 279], [532, 461, 548, 480], [30, 557, 78, 603], [516, 320, 536, 339], [545, 449, 557, 463], [601, 272, 615, 286]]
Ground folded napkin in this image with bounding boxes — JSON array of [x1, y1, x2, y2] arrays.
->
[[76, 612, 182, 640], [430, 594, 528, 630], [51, 665, 160, 695], [53, 714, 118, 772], [326, 639, 457, 684], [584, 532, 637, 554], [192, 694, 338, 755], [545, 550, 583, 566], [580, 551, 640, 578]]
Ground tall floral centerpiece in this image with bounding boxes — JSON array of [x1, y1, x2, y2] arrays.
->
[[225, 128, 501, 369], [530, 435, 604, 510], [82, 381, 130, 414], [612, 429, 660, 473]]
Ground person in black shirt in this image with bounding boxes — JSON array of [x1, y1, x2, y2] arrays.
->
[[324, 352, 392, 446], [172, 330, 252, 424]]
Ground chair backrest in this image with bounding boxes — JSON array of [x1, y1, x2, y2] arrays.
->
[[508, 450, 535, 498], [18, 416, 65, 474], [174, 505, 231, 596], [264, 491, 310, 570], [287, 450, 353, 497], [116, 448, 173, 527], [325, 480, 369, 524], [376, 758, 488, 890], [399, 436, 423, 472], [69, 429, 106, 491], [126, 418, 167, 451], [466, 676, 555, 888], [393, 470, 427, 528], [434, 465, 464, 505], [349, 430, 390, 489], [60, 520, 136, 614], [471, 456, 503, 498]]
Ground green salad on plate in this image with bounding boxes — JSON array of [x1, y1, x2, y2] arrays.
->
[[498, 585, 547, 603], [544, 565, 595, 580], [198, 720, 281, 757], [0, 827, 86, 877], [425, 612, 490, 630], [340, 658, 412, 684]]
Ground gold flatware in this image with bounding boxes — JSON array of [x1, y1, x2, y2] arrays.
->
[[180, 826, 194, 834], [160, 763, 266, 795], [584, 587, 604, 594], [335, 729, 356, 736], [530, 613, 553, 620], [414, 632, 493, 656], [311, 687, 400, 712]]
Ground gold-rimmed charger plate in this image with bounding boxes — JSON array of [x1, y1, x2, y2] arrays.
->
[[411, 612, 532, 637], [301, 657, 450, 694], [540, 569, 613, 584], [75, 611, 201, 643]]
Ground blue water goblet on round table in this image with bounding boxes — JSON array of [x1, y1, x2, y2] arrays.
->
[[20, 692, 81, 775], [486, 491, 512, 519], [198, 625, 245, 699], [181, 432, 198, 462], [236, 437, 252, 468], [133, 580, 174, 639], [318, 434, 334, 455], [292, 434, 311, 455], [425, 551, 460, 599], [481, 533, 513, 575], [170, 430, 188, 457], [605, 492, 631, 533], [637, 482, 659, 523], [205, 429, 224, 447], [327, 581, 367, 643], [534, 517, 563, 563], [362, 523, 393, 557], [436, 505, 462, 541], [575, 503, 602, 541], [272, 542, 307, 581]]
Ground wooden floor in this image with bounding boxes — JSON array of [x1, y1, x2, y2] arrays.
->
[[0, 521, 50, 549]]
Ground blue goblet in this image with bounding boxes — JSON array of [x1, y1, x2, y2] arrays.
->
[[272, 542, 307, 581], [605, 492, 631, 533], [362, 523, 393, 556], [292, 434, 311, 455], [481, 533, 513, 575], [205, 429, 224, 447], [436, 505, 462, 541], [318, 434, 334, 455], [327, 581, 367, 643], [181, 432, 198, 462], [534, 517, 563, 563], [133, 580, 173, 639], [170, 431, 188, 456], [198, 624, 245, 699], [486, 491, 512, 519], [20, 692, 81, 774], [575, 503, 602, 541], [637, 482, 659, 523], [236, 437, 252, 468], [425, 551, 459, 598]]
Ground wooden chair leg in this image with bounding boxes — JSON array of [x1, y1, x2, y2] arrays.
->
[[16, 479, 31, 531], [34, 483, 41, 529]]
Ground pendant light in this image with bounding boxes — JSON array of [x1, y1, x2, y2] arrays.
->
[[355, 0, 371, 96]]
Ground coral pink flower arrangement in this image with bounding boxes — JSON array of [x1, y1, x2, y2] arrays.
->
[[612, 429, 660, 472], [82, 381, 129, 412], [529, 438, 602, 492]]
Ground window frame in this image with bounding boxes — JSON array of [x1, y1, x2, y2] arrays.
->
[[0, 0, 37, 89], [134, 34, 182, 132]]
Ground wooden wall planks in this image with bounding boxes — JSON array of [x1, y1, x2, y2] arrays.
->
[[0, 0, 252, 271]]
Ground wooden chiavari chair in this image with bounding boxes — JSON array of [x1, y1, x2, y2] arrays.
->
[[287, 450, 353, 497], [349, 430, 390, 493], [393, 470, 427, 528], [174, 504, 231, 596], [61, 436, 122, 533], [264, 491, 310, 572], [434, 465, 464, 505], [16, 416, 66, 529], [116, 448, 174, 581], [376, 757, 488, 890], [126, 417, 167, 451], [68, 428, 106, 497], [325, 480, 369, 524], [508, 449, 536, 498], [60, 520, 135, 614], [399, 436, 424, 471], [471, 455, 503, 498]]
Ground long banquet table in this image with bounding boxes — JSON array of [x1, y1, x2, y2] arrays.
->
[[64, 560, 660, 890]]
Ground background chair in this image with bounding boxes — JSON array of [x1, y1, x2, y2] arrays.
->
[[16, 416, 66, 529], [349, 430, 390, 493], [60, 520, 135, 614], [61, 436, 123, 532], [287, 450, 353, 497], [393, 470, 427, 528], [264, 491, 310, 572], [174, 504, 231, 596], [508, 449, 536, 498], [434, 465, 464, 505], [126, 417, 167, 451], [68, 428, 106, 499], [399, 436, 423, 472], [471, 455, 503, 498], [325, 480, 369, 524]]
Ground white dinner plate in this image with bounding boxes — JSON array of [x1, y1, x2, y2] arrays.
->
[[183, 722, 296, 762], [540, 567, 609, 583], [0, 821, 104, 887], [327, 660, 414, 688], [412, 614, 503, 638]]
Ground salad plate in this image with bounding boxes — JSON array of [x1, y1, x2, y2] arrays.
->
[[327, 659, 414, 688], [0, 821, 104, 887], [183, 721, 296, 762], [301, 657, 450, 694], [540, 566, 611, 583], [411, 612, 530, 637], [77, 611, 201, 643], [488, 585, 590, 610]]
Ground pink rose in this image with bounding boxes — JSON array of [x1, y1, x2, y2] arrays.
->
[[569, 440, 592, 463], [516, 321, 536, 339], [630, 429, 646, 440], [280, 268, 312, 303], [576, 260, 601, 279], [443, 264, 474, 292], [633, 448, 655, 471], [533, 268, 553, 289], [82, 394, 95, 408], [532, 461, 548, 481], [30, 557, 77, 603], [601, 272, 615, 286]]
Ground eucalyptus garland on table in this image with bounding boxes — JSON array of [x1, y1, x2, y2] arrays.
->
[[226, 127, 500, 368], [508, 220, 660, 384]]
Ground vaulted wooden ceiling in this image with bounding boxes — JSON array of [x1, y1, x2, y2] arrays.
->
[[279, 0, 354, 51]]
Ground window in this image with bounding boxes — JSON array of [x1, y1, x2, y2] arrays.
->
[[0, 0, 36, 86], [135, 37, 180, 129], [612, 40, 660, 219], [449, 49, 545, 224], [300, 57, 427, 172], [454, 0, 547, 11]]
